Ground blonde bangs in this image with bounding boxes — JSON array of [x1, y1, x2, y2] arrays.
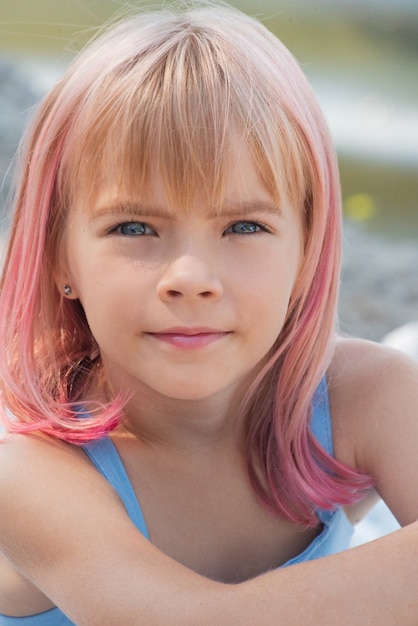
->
[[58, 14, 303, 216]]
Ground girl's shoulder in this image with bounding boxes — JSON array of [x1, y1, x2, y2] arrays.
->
[[328, 335, 418, 420], [0, 435, 75, 615], [328, 336, 418, 449], [328, 337, 418, 524], [329, 334, 415, 385], [0, 431, 127, 531], [0, 431, 148, 620]]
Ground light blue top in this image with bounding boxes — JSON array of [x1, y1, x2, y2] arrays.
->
[[0, 377, 353, 624]]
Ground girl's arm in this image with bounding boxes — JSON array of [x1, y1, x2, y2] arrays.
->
[[1, 340, 418, 625]]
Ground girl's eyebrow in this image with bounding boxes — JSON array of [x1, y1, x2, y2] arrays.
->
[[91, 203, 173, 219], [91, 199, 281, 219], [220, 201, 281, 217]]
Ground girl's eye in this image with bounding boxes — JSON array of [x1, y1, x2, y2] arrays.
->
[[224, 221, 265, 235], [113, 222, 155, 236]]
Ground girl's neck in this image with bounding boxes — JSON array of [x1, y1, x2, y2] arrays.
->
[[119, 387, 246, 453]]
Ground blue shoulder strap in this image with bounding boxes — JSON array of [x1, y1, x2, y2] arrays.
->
[[310, 376, 333, 455], [79, 380, 331, 541], [82, 436, 150, 539], [309, 376, 348, 527]]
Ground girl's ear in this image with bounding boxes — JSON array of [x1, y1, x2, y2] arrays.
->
[[53, 251, 80, 300], [54, 273, 80, 300], [61, 283, 78, 299]]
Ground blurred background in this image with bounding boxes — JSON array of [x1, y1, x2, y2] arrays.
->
[[0, 0, 417, 544]]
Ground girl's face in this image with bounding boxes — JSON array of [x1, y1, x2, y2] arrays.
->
[[58, 144, 303, 405]]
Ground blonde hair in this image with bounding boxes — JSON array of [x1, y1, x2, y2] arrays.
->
[[0, 2, 372, 524]]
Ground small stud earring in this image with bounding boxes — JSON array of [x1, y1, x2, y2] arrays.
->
[[63, 285, 72, 296]]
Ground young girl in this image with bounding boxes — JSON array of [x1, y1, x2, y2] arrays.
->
[[0, 2, 417, 624]]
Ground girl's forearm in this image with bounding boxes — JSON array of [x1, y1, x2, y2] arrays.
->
[[230, 522, 418, 625], [73, 523, 418, 626]]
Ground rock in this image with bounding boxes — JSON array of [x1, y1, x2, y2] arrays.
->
[[347, 230, 418, 547], [339, 222, 418, 341]]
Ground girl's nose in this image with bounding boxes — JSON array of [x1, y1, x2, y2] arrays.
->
[[156, 255, 223, 302]]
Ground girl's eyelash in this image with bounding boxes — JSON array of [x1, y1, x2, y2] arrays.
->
[[108, 221, 156, 236], [106, 219, 271, 237], [223, 220, 271, 235]]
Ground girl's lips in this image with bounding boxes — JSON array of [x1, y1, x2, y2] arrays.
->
[[147, 329, 230, 350]]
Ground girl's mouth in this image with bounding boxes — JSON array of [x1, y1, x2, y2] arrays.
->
[[146, 328, 230, 350]]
